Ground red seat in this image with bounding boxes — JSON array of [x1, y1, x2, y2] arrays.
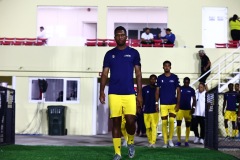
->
[[215, 43, 227, 48], [0, 38, 5, 41], [24, 41, 34, 46], [2, 41, 12, 45], [13, 41, 24, 45], [141, 43, 152, 47], [163, 44, 174, 47], [153, 43, 163, 47], [227, 43, 238, 48], [85, 41, 96, 46], [5, 38, 15, 41], [34, 41, 45, 46], [108, 41, 117, 47], [228, 40, 239, 44], [130, 39, 140, 47], [97, 39, 108, 46], [37, 38, 48, 44], [16, 38, 26, 41]]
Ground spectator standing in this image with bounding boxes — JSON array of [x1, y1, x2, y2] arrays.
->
[[198, 50, 211, 83], [229, 14, 240, 41]]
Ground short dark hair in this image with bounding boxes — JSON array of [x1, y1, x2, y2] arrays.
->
[[40, 26, 44, 30], [199, 82, 205, 87], [183, 77, 190, 83], [163, 60, 171, 66], [149, 74, 157, 79], [228, 83, 233, 87], [235, 83, 239, 86], [114, 26, 127, 35]]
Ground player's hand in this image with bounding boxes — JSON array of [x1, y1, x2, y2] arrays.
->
[[175, 103, 180, 112], [191, 108, 195, 114], [137, 105, 142, 114], [136, 94, 143, 108], [99, 92, 105, 104], [155, 104, 159, 112]]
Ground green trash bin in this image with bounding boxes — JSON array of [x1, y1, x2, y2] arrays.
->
[[47, 105, 66, 135]]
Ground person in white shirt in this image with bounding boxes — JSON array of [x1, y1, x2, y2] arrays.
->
[[191, 82, 207, 145], [37, 26, 46, 39], [141, 28, 154, 44]]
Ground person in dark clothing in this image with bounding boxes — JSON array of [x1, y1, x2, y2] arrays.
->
[[198, 50, 211, 83]]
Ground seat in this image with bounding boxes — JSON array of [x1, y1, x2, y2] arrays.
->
[[24, 41, 34, 46], [16, 38, 26, 41], [227, 43, 238, 48], [34, 41, 45, 46], [97, 39, 108, 46], [5, 38, 15, 41], [130, 39, 140, 47], [153, 43, 163, 47], [2, 41, 12, 45], [37, 38, 48, 44], [141, 43, 152, 47], [228, 40, 239, 44], [0, 38, 5, 41], [13, 41, 24, 45], [108, 40, 116, 47], [85, 41, 96, 46], [215, 43, 227, 48], [163, 44, 174, 48]]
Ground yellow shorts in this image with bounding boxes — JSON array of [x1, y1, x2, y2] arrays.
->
[[176, 109, 191, 122], [109, 94, 136, 118], [160, 104, 176, 117], [144, 113, 159, 129], [224, 110, 237, 121]]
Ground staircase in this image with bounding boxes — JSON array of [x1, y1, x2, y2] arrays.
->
[[191, 47, 240, 93]]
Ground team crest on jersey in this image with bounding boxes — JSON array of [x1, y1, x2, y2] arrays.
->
[[112, 55, 115, 58], [187, 90, 191, 93], [147, 90, 149, 93], [124, 54, 131, 57], [169, 80, 174, 83]]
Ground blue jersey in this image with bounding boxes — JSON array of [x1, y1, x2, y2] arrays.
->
[[142, 85, 157, 113], [103, 46, 141, 95], [157, 73, 180, 105], [224, 91, 238, 111], [180, 86, 195, 110]]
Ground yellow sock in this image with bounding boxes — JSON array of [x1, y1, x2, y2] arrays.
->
[[236, 129, 239, 136], [185, 127, 190, 142], [233, 129, 238, 137], [169, 117, 175, 140], [146, 128, 152, 144], [151, 125, 157, 144], [121, 127, 128, 142], [225, 128, 229, 136], [127, 134, 134, 145], [113, 138, 121, 155], [162, 119, 168, 144], [177, 126, 181, 142]]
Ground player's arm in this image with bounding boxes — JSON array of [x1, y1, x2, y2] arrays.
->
[[99, 67, 109, 104], [135, 65, 143, 107], [222, 95, 226, 116], [175, 86, 180, 112], [191, 95, 196, 114], [155, 87, 160, 112]]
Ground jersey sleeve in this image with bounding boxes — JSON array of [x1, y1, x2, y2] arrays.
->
[[191, 88, 196, 97], [157, 76, 161, 88], [103, 52, 110, 68], [175, 75, 180, 88], [133, 50, 141, 66]]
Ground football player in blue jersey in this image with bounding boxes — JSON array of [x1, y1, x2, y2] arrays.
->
[[175, 77, 196, 147], [223, 83, 239, 138], [100, 26, 143, 160], [142, 74, 159, 148], [155, 60, 180, 148]]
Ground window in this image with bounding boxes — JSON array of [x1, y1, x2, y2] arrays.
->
[[107, 7, 168, 39], [37, 6, 98, 46], [29, 78, 80, 103]]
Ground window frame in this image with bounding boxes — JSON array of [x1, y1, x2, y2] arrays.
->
[[29, 77, 80, 103]]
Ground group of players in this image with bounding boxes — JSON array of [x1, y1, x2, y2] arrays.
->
[[99, 26, 240, 160]]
